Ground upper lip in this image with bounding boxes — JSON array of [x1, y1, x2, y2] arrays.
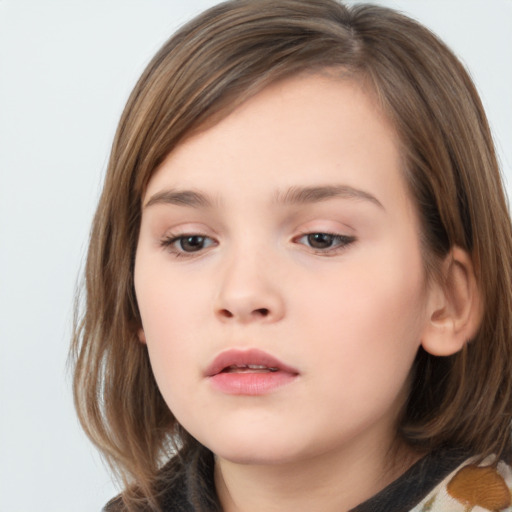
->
[[205, 348, 299, 377]]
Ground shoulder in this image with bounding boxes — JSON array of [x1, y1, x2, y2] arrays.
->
[[411, 455, 512, 512], [102, 447, 218, 512], [102, 476, 193, 512]]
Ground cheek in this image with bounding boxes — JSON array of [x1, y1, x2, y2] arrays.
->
[[289, 274, 425, 449], [134, 255, 206, 401], [297, 246, 427, 387], [139, 304, 202, 418], [135, 246, 209, 335]]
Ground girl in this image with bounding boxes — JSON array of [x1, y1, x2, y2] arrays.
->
[[71, 1, 512, 510]]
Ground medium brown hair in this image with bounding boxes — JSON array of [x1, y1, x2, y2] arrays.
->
[[71, 0, 512, 509]]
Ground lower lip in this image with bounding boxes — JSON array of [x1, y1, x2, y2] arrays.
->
[[208, 371, 297, 395]]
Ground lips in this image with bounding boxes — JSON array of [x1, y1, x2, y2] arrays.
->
[[222, 364, 279, 374], [205, 349, 299, 395], [205, 348, 298, 377]]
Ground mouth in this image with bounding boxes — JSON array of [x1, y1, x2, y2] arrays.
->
[[222, 364, 279, 374], [205, 348, 298, 377], [205, 349, 299, 395]]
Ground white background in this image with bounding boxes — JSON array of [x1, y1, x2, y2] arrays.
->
[[0, 1, 510, 510]]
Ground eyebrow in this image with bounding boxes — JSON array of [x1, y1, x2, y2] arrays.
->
[[273, 184, 384, 209], [144, 184, 383, 210], [144, 189, 215, 209]]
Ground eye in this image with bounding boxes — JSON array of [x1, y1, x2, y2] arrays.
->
[[161, 233, 216, 256], [296, 232, 355, 253], [177, 235, 210, 252]]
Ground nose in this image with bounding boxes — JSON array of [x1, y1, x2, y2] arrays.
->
[[214, 248, 285, 324]]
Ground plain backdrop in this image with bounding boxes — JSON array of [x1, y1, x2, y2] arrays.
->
[[0, 1, 511, 510]]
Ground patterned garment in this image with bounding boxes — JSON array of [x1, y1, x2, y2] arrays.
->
[[351, 450, 512, 512], [412, 456, 512, 512], [105, 448, 512, 511]]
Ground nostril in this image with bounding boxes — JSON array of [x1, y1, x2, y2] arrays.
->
[[216, 307, 272, 321]]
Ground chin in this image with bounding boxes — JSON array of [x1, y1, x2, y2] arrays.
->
[[214, 445, 302, 466], [199, 430, 312, 466]]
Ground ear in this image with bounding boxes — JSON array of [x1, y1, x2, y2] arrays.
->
[[421, 247, 482, 356], [137, 327, 147, 344]]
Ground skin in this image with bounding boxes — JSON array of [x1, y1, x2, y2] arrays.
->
[[134, 74, 443, 511]]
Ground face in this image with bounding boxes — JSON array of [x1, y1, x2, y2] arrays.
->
[[134, 74, 434, 466]]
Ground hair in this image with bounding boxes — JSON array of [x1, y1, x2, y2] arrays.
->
[[71, 0, 512, 510]]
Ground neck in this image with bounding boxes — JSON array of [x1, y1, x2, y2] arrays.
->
[[214, 436, 421, 512]]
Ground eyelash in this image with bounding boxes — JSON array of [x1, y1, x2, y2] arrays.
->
[[159, 231, 356, 258], [160, 233, 217, 258], [294, 232, 356, 255]]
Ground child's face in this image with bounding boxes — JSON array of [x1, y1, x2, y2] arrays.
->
[[135, 74, 434, 466]]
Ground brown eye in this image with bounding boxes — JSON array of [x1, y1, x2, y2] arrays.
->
[[296, 232, 356, 253], [160, 233, 217, 257], [307, 233, 336, 249], [179, 235, 208, 252]]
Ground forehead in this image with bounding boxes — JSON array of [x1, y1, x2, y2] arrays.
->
[[145, 74, 410, 215]]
